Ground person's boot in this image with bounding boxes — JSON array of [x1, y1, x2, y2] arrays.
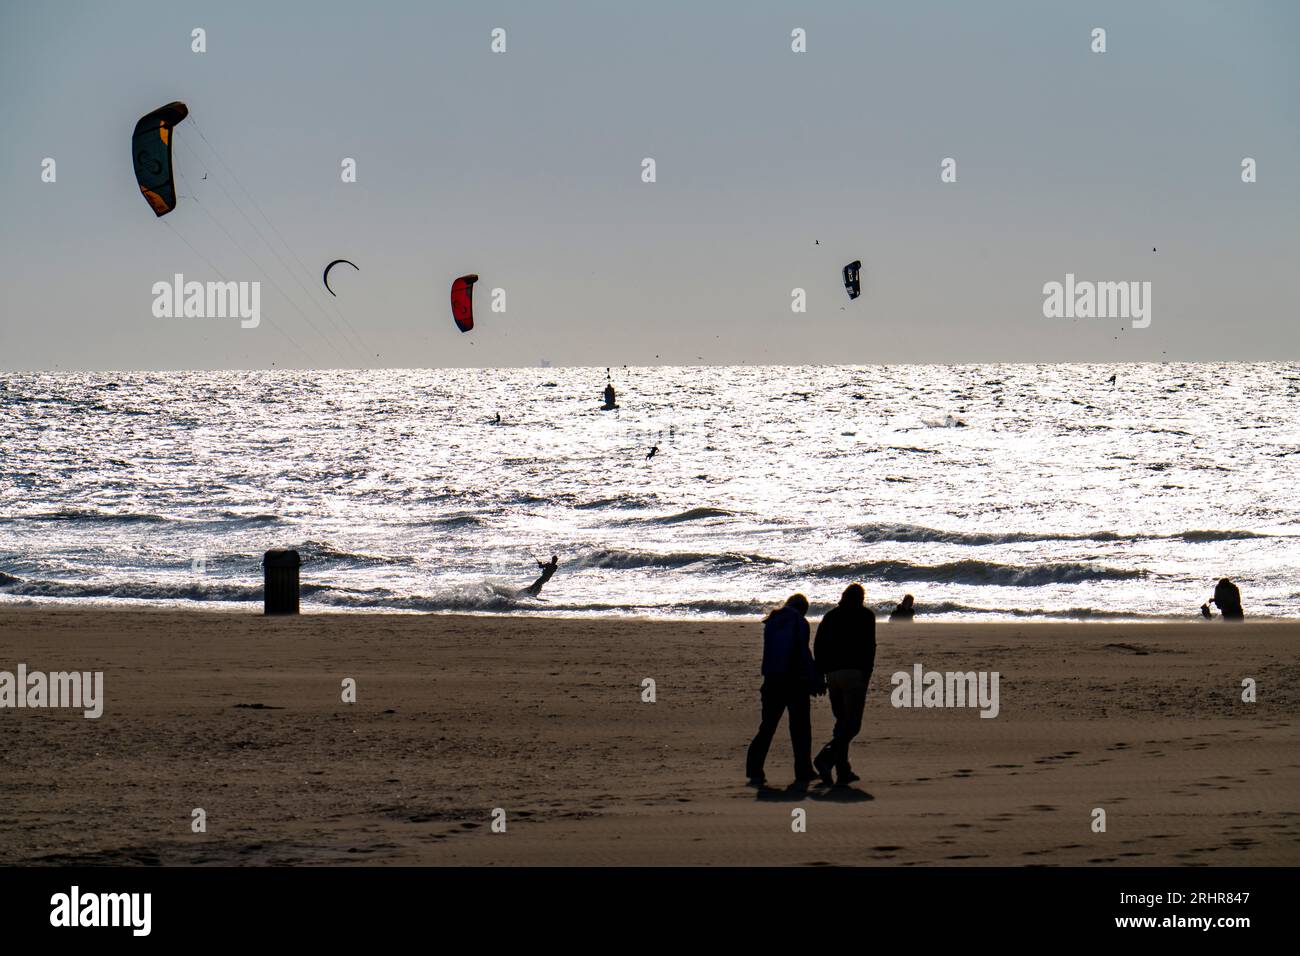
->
[[813, 748, 836, 785]]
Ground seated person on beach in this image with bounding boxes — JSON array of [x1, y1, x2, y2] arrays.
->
[[1207, 577, 1244, 621], [523, 555, 559, 596], [889, 594, 915, 622]]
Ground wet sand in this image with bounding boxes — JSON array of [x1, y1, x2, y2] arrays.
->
[[1, 608, 1296, 865]]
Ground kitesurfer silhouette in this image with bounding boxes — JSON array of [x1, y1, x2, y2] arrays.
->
[[523, 555, 559, 596]]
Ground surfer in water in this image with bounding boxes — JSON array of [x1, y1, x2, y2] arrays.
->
[[523, 555, 559, 596], [603, 382, 617, 409], [889, 594, 915, 622]]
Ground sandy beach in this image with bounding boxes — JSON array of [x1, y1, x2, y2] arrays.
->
[[0, 607, 1295, 866]]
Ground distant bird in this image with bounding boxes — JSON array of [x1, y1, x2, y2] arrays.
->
[[815, 240, 820, 245], [1108, 374, 1117, 385], [646, 445, 658, 461]]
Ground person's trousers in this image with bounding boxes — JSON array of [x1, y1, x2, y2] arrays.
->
[[816, 668, 867, 776], [746, 674, 813, 779]]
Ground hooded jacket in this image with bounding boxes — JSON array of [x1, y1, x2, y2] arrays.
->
[[760, 605, 817, 682]]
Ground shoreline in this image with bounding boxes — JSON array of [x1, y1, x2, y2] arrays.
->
[[2, 600, 1297, 625]]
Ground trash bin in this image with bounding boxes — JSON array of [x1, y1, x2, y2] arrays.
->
[[262, 549, 301, 615]]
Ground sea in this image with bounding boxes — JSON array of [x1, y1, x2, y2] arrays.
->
[[2, 363, 1298, 620]]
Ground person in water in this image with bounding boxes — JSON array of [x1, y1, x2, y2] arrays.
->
[[603, 383, 617, 408], [523, 555, 559, 596], [1203, 578, 1244, 621], [889, 594, 915, 622], [812, 584, 876, 786], [746, 594, 823, 786]]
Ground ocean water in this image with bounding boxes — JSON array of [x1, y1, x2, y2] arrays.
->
[[1, 363, 1298, 620]]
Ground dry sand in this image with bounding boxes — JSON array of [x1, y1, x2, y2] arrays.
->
[[0, 608, 1296, 866]]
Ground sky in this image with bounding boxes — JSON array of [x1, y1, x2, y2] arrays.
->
[[1, 0, 1298, 370]]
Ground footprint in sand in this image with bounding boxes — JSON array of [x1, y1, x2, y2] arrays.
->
[[1104, 643, 1149, 655], [1034, 752, 1078, 765]]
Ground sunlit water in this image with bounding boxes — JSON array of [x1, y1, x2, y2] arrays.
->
[[2, 363, 1298, 619]]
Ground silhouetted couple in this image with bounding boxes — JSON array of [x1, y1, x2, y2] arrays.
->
[[745, 584, 876, 787]]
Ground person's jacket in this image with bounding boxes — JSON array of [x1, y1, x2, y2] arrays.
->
[[814, 604, 876, 675], [1213, 580, 1243, 620], [760, 606, 817, 682]]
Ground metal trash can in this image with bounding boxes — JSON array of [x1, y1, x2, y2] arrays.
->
[[262, 549, 301, 615]]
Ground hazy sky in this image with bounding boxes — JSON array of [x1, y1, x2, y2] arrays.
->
[[2, 0, 1297, 370]]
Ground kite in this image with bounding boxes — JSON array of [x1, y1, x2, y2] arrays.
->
[[843, 260, 862, 300], [132, 102, 189, 217], [323, 259, 359, 296], [451, 274, 478, 333]]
